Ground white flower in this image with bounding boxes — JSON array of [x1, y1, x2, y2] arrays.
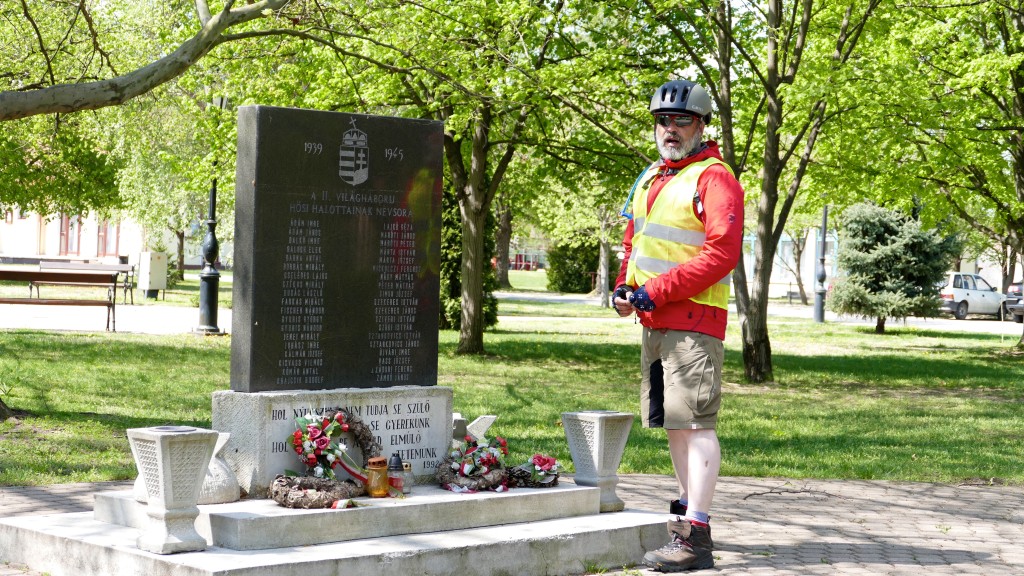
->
[[314, 466, 324, 477], [303, 440, 313, 450], [326, 453, 336, 463]]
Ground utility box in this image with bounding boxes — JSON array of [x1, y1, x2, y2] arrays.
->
[[138, 251, 168, 299]]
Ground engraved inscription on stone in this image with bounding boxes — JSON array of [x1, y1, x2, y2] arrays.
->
[[268, 398, 443, 477], [277, 218, 325, 387], [370, 221, 420, 383]]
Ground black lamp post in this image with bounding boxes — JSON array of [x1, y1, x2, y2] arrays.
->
[[194, 96, 227, 335], [814, 205, 829, 323]]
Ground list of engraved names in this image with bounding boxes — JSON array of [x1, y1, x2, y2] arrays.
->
[[280, 190, 422, 386], [278, 218, 325, 387], [371, 220, 420, 383]]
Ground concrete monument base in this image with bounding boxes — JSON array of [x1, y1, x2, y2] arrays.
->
[[212, 386, 453, 497], [0, 481, 666, 576]]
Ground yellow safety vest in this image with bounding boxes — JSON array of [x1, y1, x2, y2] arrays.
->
[[625, 158, 732, 310]]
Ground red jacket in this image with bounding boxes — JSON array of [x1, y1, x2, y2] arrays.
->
[[615, 141, 745, 340]]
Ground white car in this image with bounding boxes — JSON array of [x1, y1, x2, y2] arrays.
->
[[939, 272, 1006, 320]]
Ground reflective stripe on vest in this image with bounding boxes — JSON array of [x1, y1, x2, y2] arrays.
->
[[625, 157, 733, 309]]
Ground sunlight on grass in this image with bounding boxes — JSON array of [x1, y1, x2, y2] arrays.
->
[[2, 299, 1023, 486]]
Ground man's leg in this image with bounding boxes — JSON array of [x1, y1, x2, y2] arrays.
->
[[645, 331, 722, 572], [674, 428, 720, 517], [667, 428, 689, 506]]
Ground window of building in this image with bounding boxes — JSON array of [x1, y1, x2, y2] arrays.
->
[[97, 220, 120, 257], [59, 214, 82, 256]]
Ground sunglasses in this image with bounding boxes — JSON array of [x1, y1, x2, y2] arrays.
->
[[655, 114, 697, 128]]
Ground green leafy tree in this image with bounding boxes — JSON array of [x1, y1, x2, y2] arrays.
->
[[813, 2, 1024, 344], [0, 117, 120, 216], [828, 203, 958, 333], [237, 0, 585, 353]]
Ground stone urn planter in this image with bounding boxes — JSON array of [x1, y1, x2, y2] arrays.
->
[[134, 431, 240, 505], [127, 426, 218, 554], [561, 411, 634, 512]]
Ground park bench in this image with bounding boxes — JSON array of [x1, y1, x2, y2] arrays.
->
[[0, 268, 120, 331], [35, 260, 136, 304]]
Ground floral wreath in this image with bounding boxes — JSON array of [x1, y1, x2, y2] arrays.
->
[[436, 435, 509, 492], [286, 408, 382, 482]]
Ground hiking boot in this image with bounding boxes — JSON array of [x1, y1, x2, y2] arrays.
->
[[669, 499, 687, 516], [643, 518, 714, 572]]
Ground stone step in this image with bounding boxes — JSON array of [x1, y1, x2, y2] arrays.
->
[[0, 507, 666, 576], [94, 483, 601, 550]]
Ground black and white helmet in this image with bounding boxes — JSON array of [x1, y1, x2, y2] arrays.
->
[[650, 79, 713, 124]]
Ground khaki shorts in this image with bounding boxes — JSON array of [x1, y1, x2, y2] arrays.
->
[[640, 328, 723, 430]]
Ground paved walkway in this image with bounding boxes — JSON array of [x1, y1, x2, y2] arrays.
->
[[2, 475, 1022, 575]]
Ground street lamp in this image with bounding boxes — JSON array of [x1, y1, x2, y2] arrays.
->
[[194, 95, 228, 335], [814, 205, 829, 323]]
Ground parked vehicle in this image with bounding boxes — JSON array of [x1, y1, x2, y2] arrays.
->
[[1005, 281, 1023, 323], [1007, 302, 1024, 323], [938, 272, 1006, 320], [1003, 278, 1019, 317]]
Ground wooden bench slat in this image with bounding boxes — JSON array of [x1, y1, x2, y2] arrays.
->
[[0, 298, 112, 306], [0, 270, 118, 283], [36, 262, 135, 305]]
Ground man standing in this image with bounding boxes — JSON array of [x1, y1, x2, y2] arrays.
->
[[613, 79, 744, 572]]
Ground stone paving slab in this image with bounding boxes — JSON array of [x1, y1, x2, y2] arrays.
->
[[2, 475, 1023, 575]]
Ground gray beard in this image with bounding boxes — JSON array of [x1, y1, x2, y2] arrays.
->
[[657, 131, 704, 161]]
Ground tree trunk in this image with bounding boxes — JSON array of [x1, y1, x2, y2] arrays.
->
[[597, 237, 611, 308], [457, 200, 487, 354], [875, 317, 886, 334], [743, 71, 783, 384], [740, 299, 773, 383], [0, 398, 12, 420], [495, 200, 512, 289], [175, 230, 186, 280], [791, 231, 809, 305]]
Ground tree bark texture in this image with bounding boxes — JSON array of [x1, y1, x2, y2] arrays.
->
[[457, 198, 487, 354], [597, 237, 610, 308], [175, 230, 186, 280], [495, 200, 512, 289]]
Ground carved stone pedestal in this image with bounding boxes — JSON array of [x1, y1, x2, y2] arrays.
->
[[127, 426, 218, 554], [561, 411, 634, 512]]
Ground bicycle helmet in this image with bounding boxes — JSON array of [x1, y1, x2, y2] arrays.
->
[[650, 80, 713, 124]]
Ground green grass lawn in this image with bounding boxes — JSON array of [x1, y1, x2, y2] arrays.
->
[[507, 269, 550, 292], [1, 297, 1022, 486]]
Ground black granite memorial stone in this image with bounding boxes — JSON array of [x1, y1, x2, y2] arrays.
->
[[231, 106, 443, 392]]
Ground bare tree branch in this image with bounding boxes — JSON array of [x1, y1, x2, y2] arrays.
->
[[0, 0, 290, 121]]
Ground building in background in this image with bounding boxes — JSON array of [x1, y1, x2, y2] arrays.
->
[[0, 208, 144, 265]]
